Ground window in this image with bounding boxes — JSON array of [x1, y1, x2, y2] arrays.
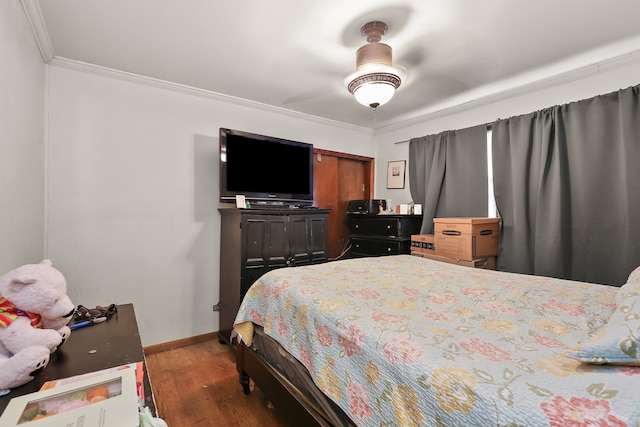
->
[[487, 129, 498, 217]]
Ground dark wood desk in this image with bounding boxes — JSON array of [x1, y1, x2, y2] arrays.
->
[[0, 303, 154, 415]]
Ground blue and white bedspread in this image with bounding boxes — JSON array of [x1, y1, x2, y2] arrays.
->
[[234, 255, 640, 426]]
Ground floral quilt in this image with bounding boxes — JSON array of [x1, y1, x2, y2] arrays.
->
[[234, 255, 640, 427]]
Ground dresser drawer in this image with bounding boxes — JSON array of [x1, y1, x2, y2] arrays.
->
[[350, 237, 411, 257], [349, 216, 421, 238]]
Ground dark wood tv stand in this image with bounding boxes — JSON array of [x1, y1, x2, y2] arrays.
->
[[216, 207, 330, 346]]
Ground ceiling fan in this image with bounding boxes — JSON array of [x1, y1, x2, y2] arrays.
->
[[346, 21, 402, 109]]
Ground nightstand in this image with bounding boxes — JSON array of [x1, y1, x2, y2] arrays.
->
[[349, 214, 422, 257]]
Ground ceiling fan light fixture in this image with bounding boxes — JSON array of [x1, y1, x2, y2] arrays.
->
[[348, 73, 400, 109], [347, 21, 401, 109]]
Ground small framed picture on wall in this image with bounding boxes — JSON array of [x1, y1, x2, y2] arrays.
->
[[387, 160, 406, 189]]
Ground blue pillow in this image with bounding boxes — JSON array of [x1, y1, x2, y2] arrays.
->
[[567, 280, 640, 365]]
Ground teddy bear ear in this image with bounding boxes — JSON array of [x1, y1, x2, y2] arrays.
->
[[7, 277, 37, 293], [10, 278, 37, 286], [40, 259, 53, 267]]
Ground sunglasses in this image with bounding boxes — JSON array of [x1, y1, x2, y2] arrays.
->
[[73, 303, 118, 322]]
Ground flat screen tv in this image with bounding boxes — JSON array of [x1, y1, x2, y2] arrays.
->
[[219, 128, 314, 207]]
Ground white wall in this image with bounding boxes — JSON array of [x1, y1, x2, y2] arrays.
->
[[10, 0, 639, 347], [0, 0, 45, 273], [373, 59, 640, 206], [46, 64, 374, 346]]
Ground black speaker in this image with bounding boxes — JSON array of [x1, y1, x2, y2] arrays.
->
[[347, 199, 387, 214]]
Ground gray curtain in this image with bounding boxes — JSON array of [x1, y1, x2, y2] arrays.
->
[[409, 125, 488, 234], [492, 85, 640, 286]]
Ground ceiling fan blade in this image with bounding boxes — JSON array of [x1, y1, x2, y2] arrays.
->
[[396, 45, 426, 70], [282, 84, 346, 105]]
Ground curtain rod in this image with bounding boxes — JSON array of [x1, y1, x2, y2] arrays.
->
[[393, 123, 494, 144]]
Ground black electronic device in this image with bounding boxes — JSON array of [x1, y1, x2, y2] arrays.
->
[[219, 128, 314, 207], [347, 199, 387, 214]]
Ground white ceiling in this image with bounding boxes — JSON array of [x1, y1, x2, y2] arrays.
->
[[34, 0, 640, 130]]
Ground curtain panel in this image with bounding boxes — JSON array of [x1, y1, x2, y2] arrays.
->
[[409, 125, 487, 234], [492, 85, 640, 286]]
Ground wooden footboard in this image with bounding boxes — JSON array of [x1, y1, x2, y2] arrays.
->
[[236, 339, 334, 426]]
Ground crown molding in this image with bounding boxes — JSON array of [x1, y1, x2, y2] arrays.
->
[[48, 46, 640, 136], [30, 2, 640, 137], [48, 57, 373, 135], [19, 0, 54, 63], [378, 45, 640, 133]]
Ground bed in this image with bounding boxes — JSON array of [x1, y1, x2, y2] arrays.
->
[[233, 255, 640, 426]]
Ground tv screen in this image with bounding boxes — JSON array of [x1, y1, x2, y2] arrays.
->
[[219, 128, 314, 206]]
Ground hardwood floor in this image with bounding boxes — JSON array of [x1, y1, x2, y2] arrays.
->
[[145, 339, 288, 427]]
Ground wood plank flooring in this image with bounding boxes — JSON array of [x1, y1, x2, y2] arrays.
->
[[145, 339, 288, 427]]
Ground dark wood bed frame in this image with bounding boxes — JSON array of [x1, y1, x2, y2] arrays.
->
[[236, 339, 336, 426]]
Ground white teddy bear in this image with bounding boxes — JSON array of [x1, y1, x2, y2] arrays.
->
[[0, 259, 75, 391]]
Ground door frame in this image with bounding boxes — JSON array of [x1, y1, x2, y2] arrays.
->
[[312, 148, 374, 259]]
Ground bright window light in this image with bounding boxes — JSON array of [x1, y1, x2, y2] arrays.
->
[[487, 129, 498, 218]]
